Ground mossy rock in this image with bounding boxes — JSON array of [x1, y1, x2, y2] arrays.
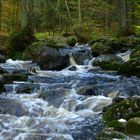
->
[[126, 117, 140, 135], [119, 37, 140, 48], [66, 36, 77, 46], [45, 36, 77, 48], [92, 54, 124, 71], [118, 57, 140, 77], [103, 97, 140, 124], [2, 74, 27, 84], [108, 120, 125, 132], [130, 46, 140, 59], [6, 25, 35, 55], [96, 128, 127, 140], [73, 25, 92, 43], [91, 38, 124, 56]]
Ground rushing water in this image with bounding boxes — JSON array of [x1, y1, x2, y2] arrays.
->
[[0, 46, 140, 140]]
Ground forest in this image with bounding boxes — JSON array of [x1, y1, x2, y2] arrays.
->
[[0, 0, 140, 140]]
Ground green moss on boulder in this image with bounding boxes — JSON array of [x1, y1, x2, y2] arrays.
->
[[92, 54, 124, 71], [126, 117, 140, 135], [118, 57, 140, 77], [91, 38, 123, 56], [96, 128, 127, 140], [103, 97, 140, 124], [6, 25, 35, 59], [130, 46, 140, 59]]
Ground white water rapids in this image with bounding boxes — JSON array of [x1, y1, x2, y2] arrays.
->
[[0, 47, 139, 140]]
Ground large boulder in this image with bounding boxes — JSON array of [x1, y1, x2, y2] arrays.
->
[[91, 38, 123, 56], [23, 45, 70, 70], [103, 97, 140, 124], [92, 54, 124, 71], [126, 117, 140, 135], [6, 25, 35, 59], [118, 58, 140, 77]]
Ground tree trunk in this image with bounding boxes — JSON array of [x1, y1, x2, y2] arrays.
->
[[27, 0, 34, 33], [0, 0, 2, 31], [78, 0, 82, 24], [117, 0, 127, 29], [64, 0, 73, 25]]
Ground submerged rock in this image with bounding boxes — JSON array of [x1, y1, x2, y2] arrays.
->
[[92, 54, 124, 71], [0, 98, 28, 116]]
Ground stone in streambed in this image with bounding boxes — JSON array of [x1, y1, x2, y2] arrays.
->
[[2, 74, 27, 84], [92, 54, 124, 71], [96, 128, 127, 140], [118, 57, 140, 77], [0, 98, 28, 117], [0, 66, 8, 74], [125, 117, 140, 135], [23, 45, 70, 70]]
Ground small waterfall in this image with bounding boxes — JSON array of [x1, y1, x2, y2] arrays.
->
[[70, 55, 77, 65], [116, 50, 131, 62]]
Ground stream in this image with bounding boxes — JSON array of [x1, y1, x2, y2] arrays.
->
[[0, 45, 140, 140]]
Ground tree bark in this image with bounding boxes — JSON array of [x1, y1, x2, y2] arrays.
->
[[0, 0, 2, 30], [117, 0, 127, 29], [78, 0, 82, 24]]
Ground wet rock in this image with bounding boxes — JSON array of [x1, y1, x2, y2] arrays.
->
[[39, 88, 70, 107], [0, 54, 6, 63], [0, 98, 28, 116], [0, 80, 4, 93], [0, 67, 8, 74], [71, 49, 93, 65], [92, 54, 124, 71], [103, 97, 140, 124], [24, 46, 70, 70], [118, 58, 140, 77], [91, 38, 123, 56], [96, 128, 127, 140], [126, 117, 140, 135], [75, 104, 87, 111], [2, 74, 27, 84], [67, 65, 77, 71]]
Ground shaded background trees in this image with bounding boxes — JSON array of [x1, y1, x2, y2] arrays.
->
[[0, 0, 140, 45]]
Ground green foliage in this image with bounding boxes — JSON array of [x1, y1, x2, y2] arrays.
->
[[133, 26, 140, 37]]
